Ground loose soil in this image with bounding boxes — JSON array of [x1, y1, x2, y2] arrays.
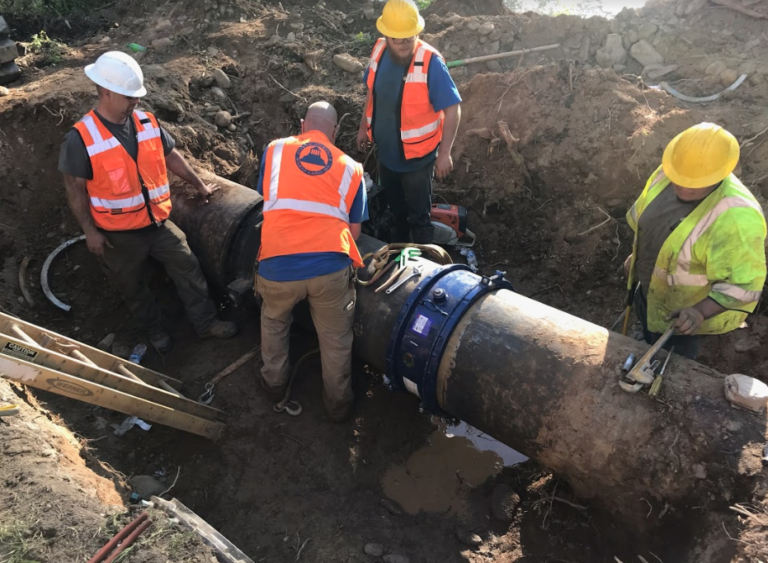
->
[[1, 0, 768, 561]]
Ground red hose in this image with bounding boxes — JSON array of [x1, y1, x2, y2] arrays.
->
[[87, 511, 149, 563], [103, 519, 153, 563]]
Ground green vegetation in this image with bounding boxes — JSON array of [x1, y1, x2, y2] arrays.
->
[[415, 0, 434, 9], [0, 522, 43, 563], [29, 30, 66, 65]]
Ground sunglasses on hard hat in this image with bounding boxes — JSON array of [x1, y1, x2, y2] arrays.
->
[[391, 36, 415, 45]]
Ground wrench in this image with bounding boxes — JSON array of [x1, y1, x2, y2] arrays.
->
[[626, 326, 675, 385], [386, 265, 423, 294]]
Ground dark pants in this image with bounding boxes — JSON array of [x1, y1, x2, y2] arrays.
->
[[379, 160, 435, 244], [634, 288, 703, 360], [101, 220, 218, 333]]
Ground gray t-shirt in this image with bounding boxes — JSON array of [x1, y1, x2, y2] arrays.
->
[[58, 110, 175, 179], [636, 185, 702, 297]]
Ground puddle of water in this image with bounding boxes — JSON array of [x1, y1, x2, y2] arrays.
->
[[382, 419, 527, 516]]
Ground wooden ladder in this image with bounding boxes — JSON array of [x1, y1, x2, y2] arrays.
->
[[0, 312, 224, 440]]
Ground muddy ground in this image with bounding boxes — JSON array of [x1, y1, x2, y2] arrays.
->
[[1, 0, 768, 561]]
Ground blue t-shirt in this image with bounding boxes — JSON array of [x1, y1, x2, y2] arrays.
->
[[256, 147, 369, 282], [363, 48, 462, 173]]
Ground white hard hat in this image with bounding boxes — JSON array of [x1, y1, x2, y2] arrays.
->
[[84, 51, 147, 97]]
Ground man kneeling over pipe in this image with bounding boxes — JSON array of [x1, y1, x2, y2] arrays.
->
[[255, 102, 369, 422]]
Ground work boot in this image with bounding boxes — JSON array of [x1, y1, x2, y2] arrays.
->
[[258, 373, 288, 403], [197, 319, 238, 340], [327, 401, 354, 423], [148, 327, 172, 354]]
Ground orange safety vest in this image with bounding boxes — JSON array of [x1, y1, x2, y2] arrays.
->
[[259, 130, 365, 268], [73, 110, 171, 231], [365, 38, 445, 161]]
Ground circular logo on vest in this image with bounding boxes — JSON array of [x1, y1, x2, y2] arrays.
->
[[295, 142, 333, 176]]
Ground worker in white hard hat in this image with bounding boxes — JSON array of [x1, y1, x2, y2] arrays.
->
[[58, 51, 238, 353], [357, 0, 462, 244]]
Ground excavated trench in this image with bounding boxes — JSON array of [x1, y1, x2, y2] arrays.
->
[[2, 1, 768, 561]]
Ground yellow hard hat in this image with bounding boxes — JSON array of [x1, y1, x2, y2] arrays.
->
[[376, 0, 425, 39], [662, 122, 740, 188]]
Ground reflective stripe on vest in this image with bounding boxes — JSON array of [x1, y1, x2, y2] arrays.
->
[[365, 38, 446, 160], [628, 167, 767, 334], [259, 131, 364, 267], [73, 110, 172, 230]]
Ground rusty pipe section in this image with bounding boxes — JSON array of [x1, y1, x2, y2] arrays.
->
[[170, 174, 766, 526]]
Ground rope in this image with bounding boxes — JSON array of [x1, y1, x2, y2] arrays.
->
[[355, 243, 452, 288]]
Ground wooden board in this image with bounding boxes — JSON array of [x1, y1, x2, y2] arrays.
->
[[0, 332, 221, 421], [0, 354, 224, 440]]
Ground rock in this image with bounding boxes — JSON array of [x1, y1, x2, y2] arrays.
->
[[645, 64, 678, 80], [215, 110, 232, 128], [363, 6, 376, 20], [629, 40, 663, 67], [0, 86, 8, 96], [449, 66, 467, 79], [129, 475, 166, 498], [743, 38, 760, 52], [380, 498, 403, 516], [478, 22, 494, 35], [479, 36, 488, 45], [636, 22, 658, 41], [199, 74, 215, 87], [626, 29, 638, 45], [154, 19, 172, 32], [286, 32, 296, 42], [333, 53, 364, 73], [207, 46, 219, 57], [486, 60, 503, 73], [685, 0, 708, 14], [595, 33, 627, 68], [151, 37, 173, 52], [0, 16, 10, 39], [489, 29, 502, 41], [0, 38, 19, 64], [705, 60, 727, 76], [227, 123, 237, 132], [749, 72, 765, 86], [733, 333, 761, 353], [613, 64, 627, 73], [214, 146, 237, 160], [720, 68, 739, 86], [579, 36, 591, 62], [466, 20, 480, 31], [485, 41, 500, 55], [364, 543, 384, 557], [97, 333, 115, 351], [455, 529, 483, 547], [667, 15, 679, 26], [693, 464, 707, 479], [382, 555, 409, 563], [212, 68, 231, 89], [490, 484, 520, 522]]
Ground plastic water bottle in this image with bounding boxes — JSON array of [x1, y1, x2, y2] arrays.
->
[[465, 250, 478, 272], [128, 343, 148, 365]]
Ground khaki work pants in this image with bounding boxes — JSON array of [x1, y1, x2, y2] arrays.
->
[[256, 267, 356, 419]]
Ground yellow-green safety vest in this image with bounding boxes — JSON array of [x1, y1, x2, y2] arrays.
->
[[626, 166, 767, 335]]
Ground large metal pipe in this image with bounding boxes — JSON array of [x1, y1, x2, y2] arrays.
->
[[170, 175, 767, 526]]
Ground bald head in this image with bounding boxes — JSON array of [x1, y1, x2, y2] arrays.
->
[[302, 101, 338, 142]]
